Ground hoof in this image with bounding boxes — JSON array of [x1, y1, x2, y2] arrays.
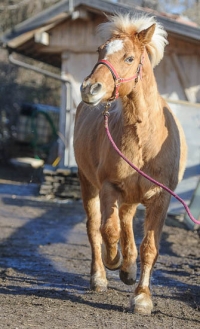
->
[[90, 274, 108, 292], [131, 293, 153, 315], [102, 245, 123, 271], [119, 263, 137, 285], [120, 270, 136, 285]]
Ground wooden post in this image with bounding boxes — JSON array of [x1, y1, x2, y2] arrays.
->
[[170, 53, 194, 103]]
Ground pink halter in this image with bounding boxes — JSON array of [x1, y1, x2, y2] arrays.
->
[[92, 53, 145, 101]]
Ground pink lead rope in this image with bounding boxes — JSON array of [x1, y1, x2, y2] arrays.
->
[[103, 113, 200, 226]]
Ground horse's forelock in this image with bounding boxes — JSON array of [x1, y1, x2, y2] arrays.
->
[[97, 13, 168, 68]]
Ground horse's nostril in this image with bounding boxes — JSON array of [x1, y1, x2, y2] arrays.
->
[[90, 83, 102, 95]]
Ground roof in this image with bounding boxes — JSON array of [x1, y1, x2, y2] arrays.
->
[[1, 0, 200, 67]]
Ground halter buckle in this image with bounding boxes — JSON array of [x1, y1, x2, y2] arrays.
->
[[102, 102, 111, 116], [115, 78, 122, 86]]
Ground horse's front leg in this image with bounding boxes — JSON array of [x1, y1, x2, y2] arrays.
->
[[132, 192, 171, 315], [79, 171, 107, 292], [119, 203, 138, 285], [100, 182, 122, 271]]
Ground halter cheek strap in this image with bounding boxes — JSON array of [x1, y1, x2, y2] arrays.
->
[[92, 53, 145, 101]]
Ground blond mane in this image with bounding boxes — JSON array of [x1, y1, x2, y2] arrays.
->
[[97, 13, 168, 68]]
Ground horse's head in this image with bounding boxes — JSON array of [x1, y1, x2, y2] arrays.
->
[[80, 29, 155, 105], [80, 14, 168, 106]]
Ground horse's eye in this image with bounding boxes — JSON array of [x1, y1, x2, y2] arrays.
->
[[125, 56, 134, 64]]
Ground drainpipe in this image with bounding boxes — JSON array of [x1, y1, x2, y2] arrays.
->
[[8, 52, 73, 168]]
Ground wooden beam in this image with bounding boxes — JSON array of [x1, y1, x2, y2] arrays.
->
[[170, 53, 194, 103]]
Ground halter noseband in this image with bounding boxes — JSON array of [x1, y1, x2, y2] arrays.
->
[[92, 53, 145, 101]]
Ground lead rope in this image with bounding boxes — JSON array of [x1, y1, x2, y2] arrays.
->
[[103, 108, 200, 226]]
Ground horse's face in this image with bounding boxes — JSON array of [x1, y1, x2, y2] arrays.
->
[[80, 24, 155, 105], [80, 35, 140, 105]]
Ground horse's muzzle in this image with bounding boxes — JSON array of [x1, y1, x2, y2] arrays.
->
[[80, 81, 104, 105]]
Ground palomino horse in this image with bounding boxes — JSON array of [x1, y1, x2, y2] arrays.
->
[[74, 13, 187, 315]]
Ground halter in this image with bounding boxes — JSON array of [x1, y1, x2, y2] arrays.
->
[[92, 52, 145, 101]]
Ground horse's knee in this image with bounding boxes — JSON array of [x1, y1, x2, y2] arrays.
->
[[100, 219, 121, 266], [101, 221, 120, 245]]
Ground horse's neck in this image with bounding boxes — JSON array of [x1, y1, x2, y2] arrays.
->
[[122, 68, 161, 126], [119, 67, 166, 160]]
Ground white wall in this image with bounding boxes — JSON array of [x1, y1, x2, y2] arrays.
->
[[155, 54, 200, 103]]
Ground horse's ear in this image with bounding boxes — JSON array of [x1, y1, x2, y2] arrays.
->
[[137, 24, 156, 44]]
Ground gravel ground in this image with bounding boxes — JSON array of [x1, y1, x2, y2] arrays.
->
[[0, 169, 199, 329]]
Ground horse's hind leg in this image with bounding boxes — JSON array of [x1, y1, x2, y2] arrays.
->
[[131, 192, 171, 315], [119, 203, 138, 285], [100, 182, 122, 271], [78, 170, 107, 292]]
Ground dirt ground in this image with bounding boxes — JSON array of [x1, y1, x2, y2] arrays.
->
[[0, 166, 199, 329]]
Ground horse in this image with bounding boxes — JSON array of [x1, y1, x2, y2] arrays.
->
[[73, 13, 187, 315]]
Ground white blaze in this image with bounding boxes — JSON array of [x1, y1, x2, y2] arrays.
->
[[105, 39, 124, 56]]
